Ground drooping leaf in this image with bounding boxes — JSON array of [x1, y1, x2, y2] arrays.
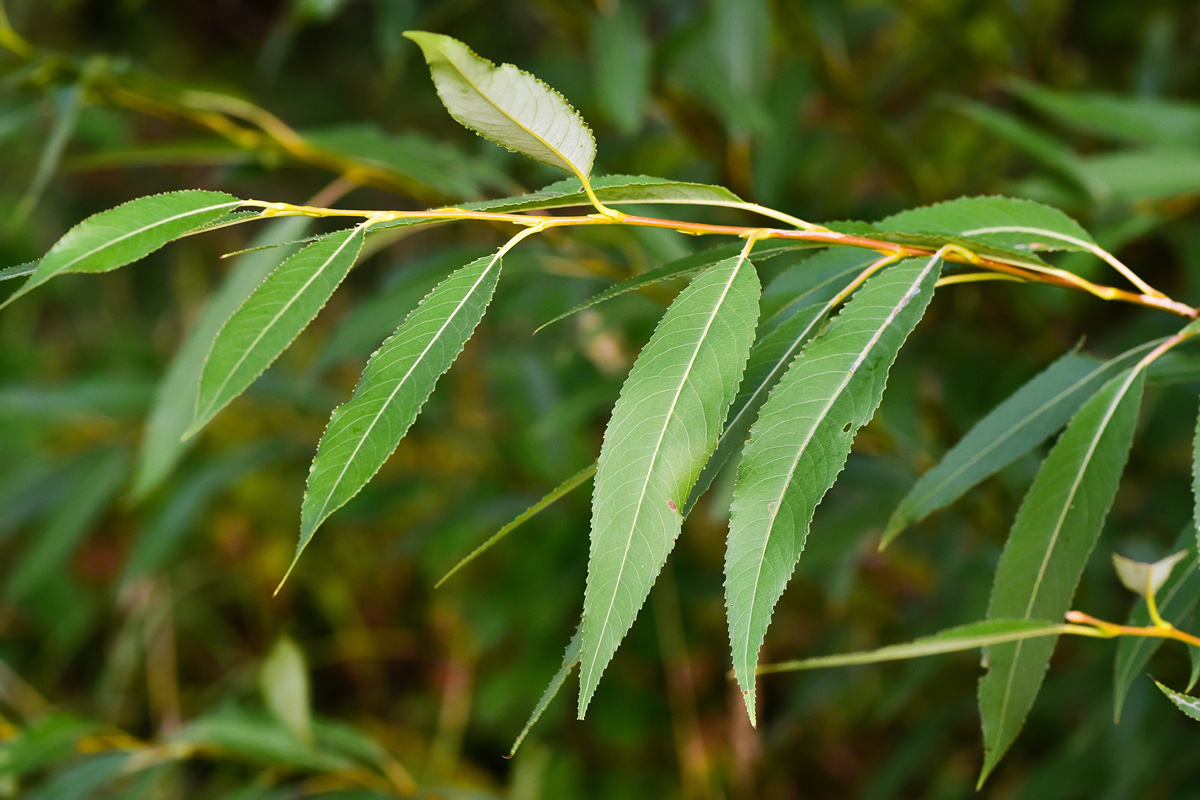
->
[[685, 248, 877, 515], [876, 195, 1097, 255], [438, 461, 596, 587], [1114, 526, 1200, 721], [592, 5, 651, 135], [295, 250, 505, 577], [188, 226, 366, 438], [882, 340, 1159, 546], [578, 252, 760, 717], [511, 624, 583, 756], [130, 217, 311, 501], [1153, 679, 1200, 722], [726, 253, 943, 724], [978, 367, 1146, 785], [3, 190, 242, 308], [259, 636, 313, 745], [757, 619, 1067, 674], [404, 31, 595, 180]]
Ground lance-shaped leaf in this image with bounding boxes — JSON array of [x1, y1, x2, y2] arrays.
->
[[577, 253, 760, 717], [295, 251, 505, 575], [405, 31, 595, 180], [1194, 401, 1200, 553], [511, 624, 583, 756], [876, 195, 1097, 255], [684, 248, 877, 515], [188, 227, 366, 438], [3, 190, 241, 308], [1114, 527, 1200, 721], [757, 619, 1067, 674], [1153, 679, 1200, 722], [978, 367, 1145, 786], [882, 340, 1159, 547], [726, 254, 943, 725]]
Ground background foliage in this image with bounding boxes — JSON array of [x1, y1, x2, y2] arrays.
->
[[3, 1, 1200, 797]]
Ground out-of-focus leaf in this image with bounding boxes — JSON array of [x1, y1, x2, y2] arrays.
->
[[1152, 679, 1200, 722], [1007, 80, 1200, 147], [0, 376, 152, 420], [1112, 551, 1188, 598], [592, 5, 651, 135], [685, 247, 876, 515], [876, 195, 1097, 254], [0, 714, 98, 780], [579, 252, 760, 716], [297, 250, 504, 575], [1080, 149, 1200, 201], [1114, 527, 1200, 721], [511, 625, 583, 756], [259, 637, 313, 745], [979, 367, 1145, 785], [10, 83, 84, 229], [188, 226, 366, 438], [883, 342, 1158, 546], [130, 217, 310, 501], [757, 620, 1066, 674], [5, 448, 128, 602], [405, 31, 595, 180], [726, 254, 942, 724], [172, 708, 356, 773], [2, 191, 242, 308], [21, 752, 130, 800]]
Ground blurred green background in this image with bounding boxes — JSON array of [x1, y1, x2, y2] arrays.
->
[[2, 1, 1200, 797]]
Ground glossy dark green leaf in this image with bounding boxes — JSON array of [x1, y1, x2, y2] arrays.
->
[[979, 367, 1145, 785], [726, 254, 942, 724]]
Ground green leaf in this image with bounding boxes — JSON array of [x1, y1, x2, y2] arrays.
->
[[978, 367, 1145, 785], [882, 341, 1159, 546], [173, 707, 356, 773], [1080, 149, 1200, 201], [188, 226, 366, 438], [1152, 679, 1200, 722], [578, 252, 760, 717], [725, 253, 943, 724], [260, 636, 313, 745], [1114, 526, 1200, 721], [877, 195, 1097, 255], [1195, 400, 1200, 554], [592, 5, 651, 135], [404, 31, 595, 180], [129, 217, 311, 501], [3, 190, 241, 308], [437, 461, 596, 587], [685, 248, 877, 516], [757, 619, 1067, 674], [1007, 79, 1200, 148], [295, 250, 505, 578], [511, 624, 583, 756]]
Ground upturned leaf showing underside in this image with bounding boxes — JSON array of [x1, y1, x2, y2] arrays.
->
[[978, 367, 1145, 786], [294, 250, 505, 579], [725, 253, 943, 725], [405, 31, 595, 180], [578, 252, 760, 717]]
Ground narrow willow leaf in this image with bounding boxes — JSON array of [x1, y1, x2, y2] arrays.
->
[[1114, 527, 1200, 721], [295, 251, 505, 576], [578, 253, 760, 717], [130, 218, 311, 501], [979, 367, 1145, 785], [882, 341, 1160, 547], [1081, 149, 1200, 202], [3, 190, 241, 308], [188, 227, 366, 438], [405, 31, 595, 180], [877, 195, 1097, 255], [592, 5, 651, 135], [726, 253, 943, 725], [684, 248, 877, 516], [757, 620, 1066, 674], [511, 625, 583, 756], [1195, 401, 1200, 552], [437, 461, 597, 587], [1153, 679, 1200, 722]]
